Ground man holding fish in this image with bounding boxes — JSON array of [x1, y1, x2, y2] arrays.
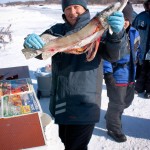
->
[[24, 0, 128, 149]]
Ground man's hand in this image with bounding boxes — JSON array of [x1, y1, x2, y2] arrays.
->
[[107, 11, 124, 33], [24, 33, 45, 49]]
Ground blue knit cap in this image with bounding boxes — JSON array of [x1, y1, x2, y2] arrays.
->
[[62, 0, 87, 11]]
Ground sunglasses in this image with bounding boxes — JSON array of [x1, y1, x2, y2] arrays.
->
[[0, 74, 18, 80]]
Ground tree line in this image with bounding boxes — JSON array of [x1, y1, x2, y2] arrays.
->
[[45, 0, 145, 4], [2, 0, 145, 6]]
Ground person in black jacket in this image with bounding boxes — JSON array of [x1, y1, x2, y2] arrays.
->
[[132, 0, 150, 98], [24, 0, 127, 149]]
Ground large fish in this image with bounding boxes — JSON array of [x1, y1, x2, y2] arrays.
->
[[22, 0, 128, 61]]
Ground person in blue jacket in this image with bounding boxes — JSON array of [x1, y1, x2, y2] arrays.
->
[[132, 0, 150, 98], [103, 2, 141, 143], [24, 0, 127, 149]]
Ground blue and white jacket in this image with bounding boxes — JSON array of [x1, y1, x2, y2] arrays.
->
[[103, 27, 140, 84]]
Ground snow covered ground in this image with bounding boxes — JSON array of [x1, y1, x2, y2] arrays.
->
[[0, 3, 150, 150]]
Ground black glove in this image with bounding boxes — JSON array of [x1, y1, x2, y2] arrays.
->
[[104, 73, 116, 85]]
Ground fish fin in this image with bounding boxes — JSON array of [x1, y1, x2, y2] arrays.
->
[[86, 37, 101, 61]]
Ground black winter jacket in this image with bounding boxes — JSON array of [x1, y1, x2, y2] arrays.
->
[[132, 11, 150, 62], [42, 10, 128, 124]]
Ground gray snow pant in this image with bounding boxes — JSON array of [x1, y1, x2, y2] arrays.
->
[[105, 81, 134, 133]]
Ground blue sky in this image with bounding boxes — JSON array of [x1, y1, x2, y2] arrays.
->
[[0, 0, 44, 3]]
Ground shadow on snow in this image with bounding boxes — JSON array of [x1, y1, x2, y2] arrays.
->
[[94, 109, 150, 140]]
